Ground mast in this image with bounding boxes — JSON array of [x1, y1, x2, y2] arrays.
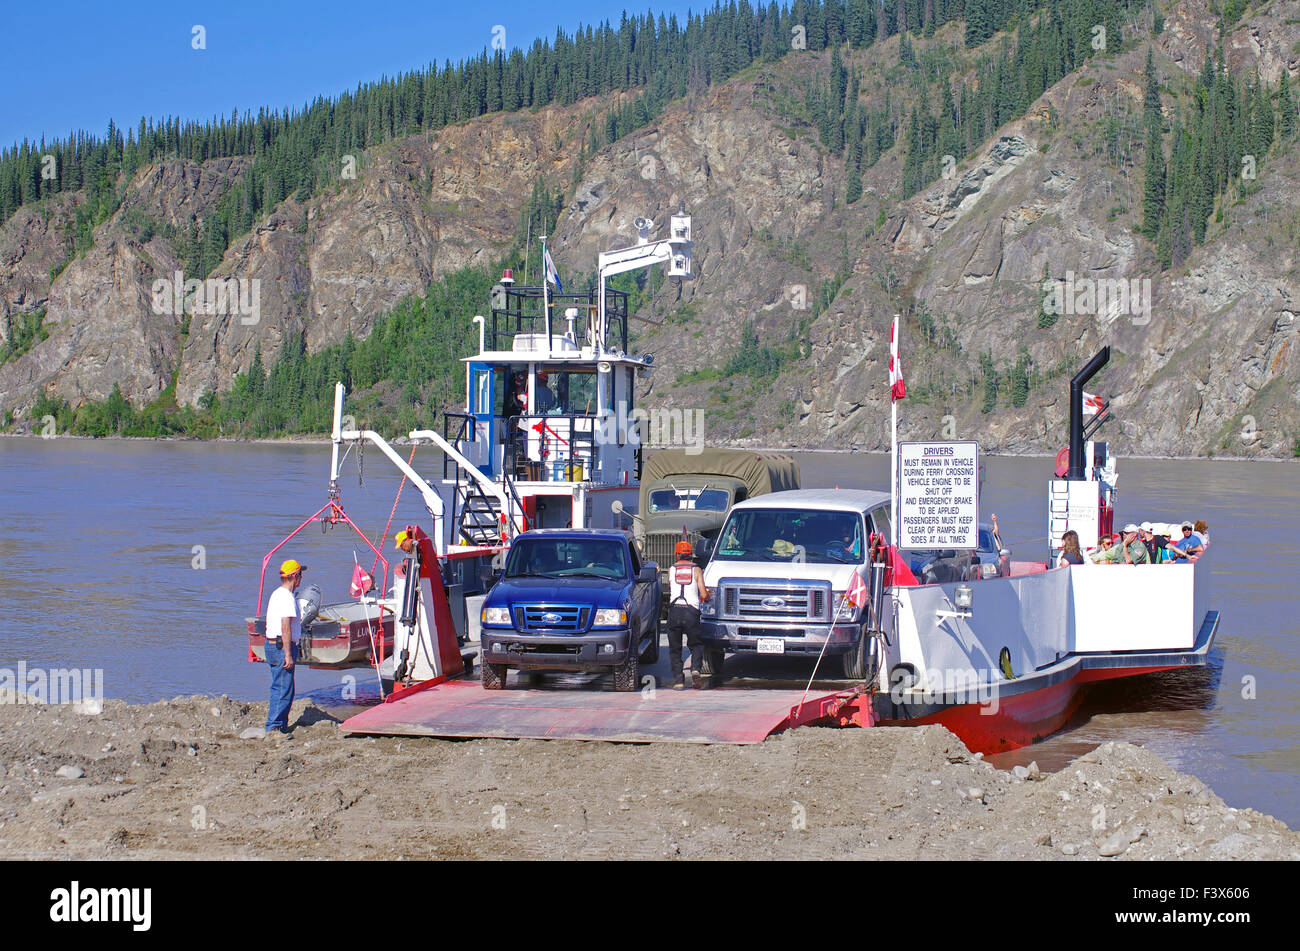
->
[[540, 233, 552, 359]]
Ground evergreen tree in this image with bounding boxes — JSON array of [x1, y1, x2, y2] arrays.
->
[[1142, 122, 1165, 239]]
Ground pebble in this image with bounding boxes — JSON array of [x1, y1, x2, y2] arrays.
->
[[967, 787, 985, 802], [1099, 831, 1128, 856], [239, 727, 266, 740], [210, 707, 221, 717], [1012, 765, 1029, 780], [1060, 843, 1078, 856], [55, 765, 84, 779]]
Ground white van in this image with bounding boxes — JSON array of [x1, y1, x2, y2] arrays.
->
[[699, 488, 891, 679]]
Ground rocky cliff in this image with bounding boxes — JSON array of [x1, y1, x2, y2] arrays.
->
[[1, 1, 1296, 457]]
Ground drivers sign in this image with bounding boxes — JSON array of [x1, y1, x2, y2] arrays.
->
[[897, 441, 980, 550]]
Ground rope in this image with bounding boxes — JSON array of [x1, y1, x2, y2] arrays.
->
[[370, 442, 419, 577]]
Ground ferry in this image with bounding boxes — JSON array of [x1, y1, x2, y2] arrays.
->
[[242, 212, 1217, 753]]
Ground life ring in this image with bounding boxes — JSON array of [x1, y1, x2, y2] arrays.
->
[[1054, 446, 1069, 478]]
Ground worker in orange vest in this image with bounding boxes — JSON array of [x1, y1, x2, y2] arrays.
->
[[666, 540, 712, 689]]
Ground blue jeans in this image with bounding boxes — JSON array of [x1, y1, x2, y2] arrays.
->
[[265, 640, 297, 732]]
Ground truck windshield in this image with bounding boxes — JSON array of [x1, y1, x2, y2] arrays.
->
[[648, 487, 730, 513], [713, 509, 863, 564], [504, 538, 629, 580]]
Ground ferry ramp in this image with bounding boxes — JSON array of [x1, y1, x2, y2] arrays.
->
[[340, 678, 856, 744]]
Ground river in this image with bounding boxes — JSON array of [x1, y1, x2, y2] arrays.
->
[[1, 436, 1295, 826]]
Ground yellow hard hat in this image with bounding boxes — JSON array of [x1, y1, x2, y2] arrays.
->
[[279, 558, 306, 577], [394, 530, 410, 547]]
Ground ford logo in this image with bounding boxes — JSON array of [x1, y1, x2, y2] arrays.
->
[[761, 597, 786, 609], [541, 612, 563, 623]]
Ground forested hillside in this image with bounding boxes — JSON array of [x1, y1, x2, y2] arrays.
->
[[2, 0, 1298, 456]]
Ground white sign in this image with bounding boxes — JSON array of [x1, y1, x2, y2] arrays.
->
[[898, 441, 980, 549]]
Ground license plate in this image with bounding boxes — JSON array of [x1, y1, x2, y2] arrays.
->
[[756, 637, 785, 655]]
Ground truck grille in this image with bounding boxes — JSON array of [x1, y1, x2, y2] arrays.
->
[[513, 604, 591, 633], [717, 581, 832, 623], [645, 531, 702, 574]]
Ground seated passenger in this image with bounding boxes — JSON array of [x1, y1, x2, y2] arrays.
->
[[1166, 521, 1204, 560], [1193, 519, 1210, 545], [1121, 524, 1151, 564], [1089, 534, 1121, 564], [1139, 522, 1167, 563], [1057, 530, 1084, 566]]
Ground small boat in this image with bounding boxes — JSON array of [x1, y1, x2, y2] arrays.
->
[[244, 599, 393, 669]]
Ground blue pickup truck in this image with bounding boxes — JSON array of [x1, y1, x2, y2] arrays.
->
[[478, 529, 662, 691]]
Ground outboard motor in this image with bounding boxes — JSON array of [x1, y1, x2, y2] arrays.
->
[[297, 583, 323, 628]]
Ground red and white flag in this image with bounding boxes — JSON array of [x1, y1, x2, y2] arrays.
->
[[1082, 391, 1106, 416], [349, 561, 374, 598], [845, 570, 869, 609], [889, 314, 906, 401]]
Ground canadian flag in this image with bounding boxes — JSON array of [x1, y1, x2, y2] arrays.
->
[[889, 314, 906, 401], [1082, 391, 1106, 416], [845, 570, 869, 610]]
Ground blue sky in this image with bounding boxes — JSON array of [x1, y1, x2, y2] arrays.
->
[[2, 0, 707, 148]]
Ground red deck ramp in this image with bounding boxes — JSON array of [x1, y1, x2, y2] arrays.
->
[[340, 679, 838, 744]]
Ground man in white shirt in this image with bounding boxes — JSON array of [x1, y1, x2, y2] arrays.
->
[[265, 558, 306, 735]]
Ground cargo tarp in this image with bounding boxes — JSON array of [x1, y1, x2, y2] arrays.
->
[[639, 449, 801, 513]]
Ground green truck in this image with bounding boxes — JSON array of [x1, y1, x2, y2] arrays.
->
[[635, 449, 801, 603]]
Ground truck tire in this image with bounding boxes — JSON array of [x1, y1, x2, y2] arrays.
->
[[482, 661, 507, 690], [613, 649, 639, 692], [705, 648, 726, 687], [841, 633, 868, 680], [640, 621, 660, 664]]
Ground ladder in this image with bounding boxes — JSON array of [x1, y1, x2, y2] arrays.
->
[[455, 480, 506, 546]]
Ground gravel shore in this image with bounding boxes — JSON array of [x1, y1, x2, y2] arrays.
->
[[1, 691, 1295, 860]]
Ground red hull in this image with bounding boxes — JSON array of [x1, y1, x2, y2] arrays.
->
[[878, 663, 1184, 754]]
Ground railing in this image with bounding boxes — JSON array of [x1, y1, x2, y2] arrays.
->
[[488, 285, 629, 355], [441, 412, 477, 483], [505, 413, 600, 482]]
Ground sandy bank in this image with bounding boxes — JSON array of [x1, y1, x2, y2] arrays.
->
[[0, 693, 1295, 860]]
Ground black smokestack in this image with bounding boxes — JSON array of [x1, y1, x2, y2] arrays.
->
[[1068, 347, 1110, 480]]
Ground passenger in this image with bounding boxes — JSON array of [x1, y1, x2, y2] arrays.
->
[[1057, 530, 1084, 566], [1121, 524, 1151, 564], [1151, 522, 1172, 562], [1194, 519, 1210, 545], [504, 371, 526, 420], [666, 540, 712, 690], [1166, 521, 1205, 560], [989, 513, 1004, 553], [1089, 534, 1121, 564], [534, 371, 556, 413], [1138, 522, 1161, 563]]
